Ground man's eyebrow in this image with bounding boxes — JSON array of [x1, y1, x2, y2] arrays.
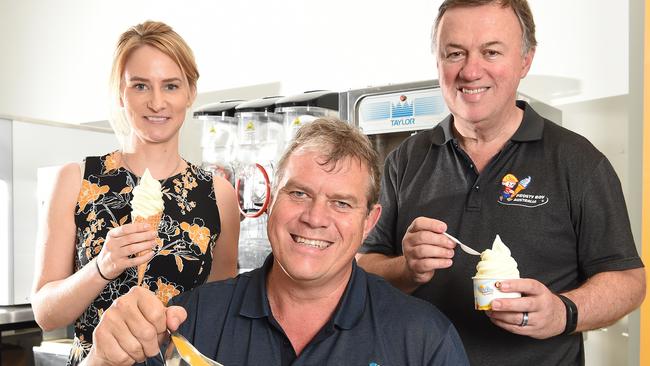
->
[[443, 41, 504, 49], [481, 41, 504, 48], [328, 192, 360, 205], [282, 179, 311, 193], [444, 43, 465, 49]]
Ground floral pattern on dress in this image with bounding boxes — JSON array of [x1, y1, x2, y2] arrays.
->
[[103, 151, 120, 174], [170, 168, 200, 215], [154, 277, 181, 305], [77, 180, 110, 213], [67, 151, 221, 366], [181, 220, 211, 254]]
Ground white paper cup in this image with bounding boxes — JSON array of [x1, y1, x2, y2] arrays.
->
[[472, 278, 521, 310]]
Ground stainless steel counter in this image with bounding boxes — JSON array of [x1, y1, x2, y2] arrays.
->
[[0, 305, 39, 365], [0, 305, 35, 328]]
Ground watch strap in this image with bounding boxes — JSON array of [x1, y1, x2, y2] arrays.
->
[[557, 294, 578, 335]]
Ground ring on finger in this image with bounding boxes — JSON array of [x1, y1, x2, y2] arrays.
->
[[519, 312, 529, 327]]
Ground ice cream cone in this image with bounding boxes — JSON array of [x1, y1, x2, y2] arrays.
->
[[508, 176, 531, 201], [132, 212, 162, 286], [130, 168, 165, 286], [512, 184, 525, 196]]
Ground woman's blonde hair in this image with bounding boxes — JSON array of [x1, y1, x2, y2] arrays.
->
[[108, 20, 199, 146]]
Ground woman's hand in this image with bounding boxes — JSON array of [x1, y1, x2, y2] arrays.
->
[[96, 223, 157, 280]]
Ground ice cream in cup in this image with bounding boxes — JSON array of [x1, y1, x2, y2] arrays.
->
[[131, 168, 164, 286], [472, 234, 521, 310]]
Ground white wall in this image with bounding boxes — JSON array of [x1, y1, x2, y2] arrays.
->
[[9, 120, 118, 305], [0, 0, 628, 124], [523, 1, 629, 106]]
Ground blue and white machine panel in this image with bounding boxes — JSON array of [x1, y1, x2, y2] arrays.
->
[[357, 88, 448, 134]]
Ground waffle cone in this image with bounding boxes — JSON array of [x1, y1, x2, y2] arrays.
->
[[132, 212, 162, 286]]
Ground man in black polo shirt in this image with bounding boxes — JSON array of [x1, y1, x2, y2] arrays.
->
[[357, 1, 646, 365], [82, 118, 469, 366]]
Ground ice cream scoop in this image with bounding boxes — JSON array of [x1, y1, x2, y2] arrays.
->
[[168, 331, 223, 366], [131, 168, 164, 286], [474, 234, 520, 279]]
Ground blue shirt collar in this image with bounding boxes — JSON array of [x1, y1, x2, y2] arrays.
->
[[238, 254, 368, 330]]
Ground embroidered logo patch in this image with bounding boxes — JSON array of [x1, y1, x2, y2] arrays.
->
[[497, 174, 548, 207]]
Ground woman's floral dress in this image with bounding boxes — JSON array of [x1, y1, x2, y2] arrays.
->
[[68, 151, 222, 365]]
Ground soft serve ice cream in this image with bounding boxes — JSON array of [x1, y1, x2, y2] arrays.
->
[[131, 168, 164, 219], [131, 168, 164, 286], [473, 234, 521, 310], [474, 234, 520, 279]]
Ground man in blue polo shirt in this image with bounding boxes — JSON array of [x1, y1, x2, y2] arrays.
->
[[81, 118, 469, 366], [357, 1, 646, 365]]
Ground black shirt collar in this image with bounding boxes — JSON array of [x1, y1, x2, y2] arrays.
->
[[432, 100, 545, 146], [238, 254, 368, 330]]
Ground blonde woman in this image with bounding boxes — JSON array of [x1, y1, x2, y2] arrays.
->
[[31, 21, 239, 365]]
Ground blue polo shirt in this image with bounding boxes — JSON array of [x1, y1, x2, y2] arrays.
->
[[166, 255, 468, 366]]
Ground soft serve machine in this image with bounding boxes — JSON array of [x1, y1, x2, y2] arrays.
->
[[234, 96, 284, 270], [194, 83, 445, 271], [194, 82, 448, 271]]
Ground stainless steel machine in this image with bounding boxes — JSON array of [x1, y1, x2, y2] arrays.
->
[[339, 80, 449, 168]]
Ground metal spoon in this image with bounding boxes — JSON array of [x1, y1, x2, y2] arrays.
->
[[442, 232, 481, 256], [164, 330, 223, 366]]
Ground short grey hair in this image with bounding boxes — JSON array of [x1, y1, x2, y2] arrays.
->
[[431, 0, 537, 56], [273, 117, 381, 211]]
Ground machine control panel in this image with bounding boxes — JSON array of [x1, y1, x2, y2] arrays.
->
[[356, 87, 448, 135]]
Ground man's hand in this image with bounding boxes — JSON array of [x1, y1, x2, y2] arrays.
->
[[83, 286, 187, 365], [485, 278, 566, 339], [402, 217, 456, 285]]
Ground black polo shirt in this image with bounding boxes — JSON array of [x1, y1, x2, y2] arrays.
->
[[166, 255, 469, 366], [361, 101, 643, 366]]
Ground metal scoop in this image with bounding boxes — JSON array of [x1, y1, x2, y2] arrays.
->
[[164, 331, 223, 366], [442, 232, 481, 256]]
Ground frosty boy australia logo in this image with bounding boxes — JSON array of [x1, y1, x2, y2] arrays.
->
[[497, 173, 549, 207]]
